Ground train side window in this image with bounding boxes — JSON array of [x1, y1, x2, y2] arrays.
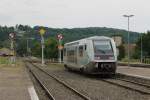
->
[[64, 48, 66, 56], [79, 46, 83, 57]]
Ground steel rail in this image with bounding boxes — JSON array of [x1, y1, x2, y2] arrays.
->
[[116, 77, 150, 88], [101, 79, 150, 95], [29, 61, 91, 100], [26, 63, 55, 100]]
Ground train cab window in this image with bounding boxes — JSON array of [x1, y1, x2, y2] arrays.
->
[[63, 48, 66, 56], [79, 46, 83, 57]]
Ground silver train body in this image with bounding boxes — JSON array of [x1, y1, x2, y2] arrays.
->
[[63, 36, 117, 74]]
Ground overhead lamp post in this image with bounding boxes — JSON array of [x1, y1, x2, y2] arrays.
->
[[141, 34, 143, 63], [123, 14, 134, 67]]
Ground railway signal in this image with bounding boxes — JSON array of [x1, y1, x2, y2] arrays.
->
[[57, 34, 63, 40], [9, 33, 16, 64], [9, 33, 15, 39], [39, 28, 46, 36], [39, 28, 46, 65]]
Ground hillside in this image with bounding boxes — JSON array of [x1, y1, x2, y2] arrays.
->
[[0, 25, 140, 48], [33, 26, 140, 43]]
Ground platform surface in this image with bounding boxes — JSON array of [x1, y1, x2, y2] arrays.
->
[[0, 63, 39, 100], [117, 65, 150, 79]]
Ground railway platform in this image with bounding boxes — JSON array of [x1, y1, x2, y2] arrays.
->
[[0, 63, 39, 100], [117, 65, 150, 80]]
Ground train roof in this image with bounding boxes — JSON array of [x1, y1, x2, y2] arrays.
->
[[65, 36, 113, 46]]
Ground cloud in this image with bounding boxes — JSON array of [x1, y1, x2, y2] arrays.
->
[[0, 0, 150, 32], [0, 14, 13, 22]]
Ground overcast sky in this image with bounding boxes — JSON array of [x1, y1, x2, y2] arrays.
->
[[0, 0, 150, 32]]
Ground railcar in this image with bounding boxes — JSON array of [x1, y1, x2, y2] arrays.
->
[[63, 36, 117, 75]]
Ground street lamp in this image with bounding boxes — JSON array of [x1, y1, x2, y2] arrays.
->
[[141, 34, 143, 63], [123, 14, 134, 67]]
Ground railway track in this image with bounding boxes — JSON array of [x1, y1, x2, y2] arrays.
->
[[26, 63, 55, 100], [26, 61, 91, 100], [101, 77, 150, 95], [26, 58, 150, 99]]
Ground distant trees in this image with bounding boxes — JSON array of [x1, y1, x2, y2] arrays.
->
[[16, 39, 27, 56], [45, 37, 58, 58], [0, 24, 141, 58], [31, 41, 41, 57], [117, 44, 125, 60], [133, 31, 150, 59], [31, 37, 58, 59], [0, 26, 14, 48]]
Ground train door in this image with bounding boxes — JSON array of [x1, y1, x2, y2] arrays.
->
[[78, 45, 88, 66]]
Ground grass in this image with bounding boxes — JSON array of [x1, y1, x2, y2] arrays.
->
[[120, 58, 150, 64], [0, 57, 16, 64], [0, 57, 10, 64]]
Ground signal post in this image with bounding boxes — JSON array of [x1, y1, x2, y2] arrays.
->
[[9, 33, 16, 64], [57, 34, 63, 63], [39, 29, 46, 66]]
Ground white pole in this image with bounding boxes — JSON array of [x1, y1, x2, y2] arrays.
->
[[10, 39, 15, 64], [10, 39, 13, 64], [27, 39, 29, 56], [59, 39, 61, 63], [123, 15, 134, 67], [141, 34, 143, 63], [41, 35, 45, 65], [127, 17, 130, 67]]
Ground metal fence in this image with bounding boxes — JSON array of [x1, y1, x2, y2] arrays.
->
[[142, 58, 150, 64], [121, 57, 150, 64]]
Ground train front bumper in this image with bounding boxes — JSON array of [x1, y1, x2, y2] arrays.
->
[[83, 62, 116, 74]]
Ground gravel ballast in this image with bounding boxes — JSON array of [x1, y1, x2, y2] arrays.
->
[[27, 63, 87, 100], [36, 63, 150, 100]]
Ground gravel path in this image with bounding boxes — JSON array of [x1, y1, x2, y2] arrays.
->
[[36, 63, 150, 100]]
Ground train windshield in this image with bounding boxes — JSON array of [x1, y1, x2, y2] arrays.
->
[[93, 40, 113, 55]]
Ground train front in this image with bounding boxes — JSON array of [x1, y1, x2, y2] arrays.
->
[[85, 39, 117, 75]]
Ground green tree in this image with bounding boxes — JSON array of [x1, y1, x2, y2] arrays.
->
[[31, 41, 41, 57], [16, 39, 27, 56], [31, 37, 58, 59], [133, 31, 150, 58], [118, 45, 125, 60], [45, 37, 58, 58]]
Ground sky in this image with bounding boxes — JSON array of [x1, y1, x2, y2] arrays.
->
[[0, 0, 150, 32]]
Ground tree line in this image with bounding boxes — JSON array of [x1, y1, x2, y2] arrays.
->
[[0, 24, 146, 59]]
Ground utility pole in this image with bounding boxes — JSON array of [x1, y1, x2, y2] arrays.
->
[[41, 35, 45, 65], [141, 34, 143, 63], [123, 14, 134, 67], [27, 39, 29, 56]]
